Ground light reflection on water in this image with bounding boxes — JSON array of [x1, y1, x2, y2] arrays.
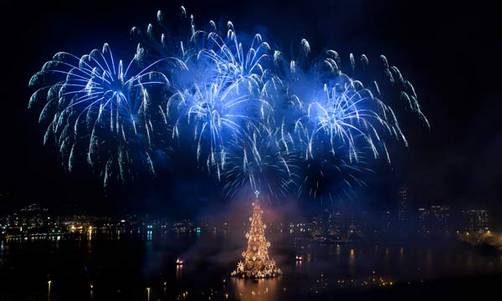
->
[[0, 233, 502, 300], [231, 277, 280, 301]]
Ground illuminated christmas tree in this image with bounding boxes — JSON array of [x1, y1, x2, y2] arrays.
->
[[231, 191, 282, 279]]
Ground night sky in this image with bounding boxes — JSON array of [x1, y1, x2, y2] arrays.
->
[[1, 0, 501, 218]]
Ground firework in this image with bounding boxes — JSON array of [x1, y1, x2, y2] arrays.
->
[[29, 43, 170, 186], [29, 6, 428, 200], [223, 129, 298, 200], [160, 11, 275, 178], [273, 39, 429, 164], [168, 76, 257, 179], [299, 151, 371, 202]]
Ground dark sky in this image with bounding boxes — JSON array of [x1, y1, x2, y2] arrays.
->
[[0, 0, 501, 217]]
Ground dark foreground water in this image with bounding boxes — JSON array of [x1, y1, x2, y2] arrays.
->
[[1, 233, 502, 301]]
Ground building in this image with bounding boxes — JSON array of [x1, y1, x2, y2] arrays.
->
[[397, 188, 409, 222], [462, 209, 490, 232], [417, 205, 451, 236]]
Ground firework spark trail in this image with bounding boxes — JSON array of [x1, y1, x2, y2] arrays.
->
[[168, 76, 259, 179], [129, 7, 284, 189], [29, 43, 170, 186], [29, 6, 428, 200], [299, 151, 371, 202], [293, 81, 397, 162], [158, 9, 276, 179], [223, 129, 299, 200], [272, 39, 429, 163]]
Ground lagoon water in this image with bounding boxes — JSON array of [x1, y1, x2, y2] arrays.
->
[[1, 232, 501, 300]]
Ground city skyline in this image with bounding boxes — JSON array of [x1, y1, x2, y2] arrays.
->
[[0, 196, 494, 241]]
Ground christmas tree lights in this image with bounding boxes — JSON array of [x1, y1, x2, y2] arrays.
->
[[231, 191, 282, 278]]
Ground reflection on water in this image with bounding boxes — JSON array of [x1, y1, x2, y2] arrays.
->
[[0, 233, 501, 300], [47, 280, 51, 301], [231, 277, 280, 301], [349, 248, 356, 275], [145, 287, 151, 301], [176, 264, 183, 280]]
